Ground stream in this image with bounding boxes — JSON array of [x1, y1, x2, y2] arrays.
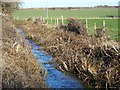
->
[[18, 28, 83, 89]]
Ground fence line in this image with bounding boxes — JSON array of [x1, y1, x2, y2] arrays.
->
[[13, 16, 111, 33], [13, 16, 108, 33], [14, 16, 109, 27], [14, 16, 117, 38], [13, 16, 120, 21]]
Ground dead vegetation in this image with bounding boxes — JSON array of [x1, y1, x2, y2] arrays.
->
[[15, 18, 120, 88], [2, 16, 47, 88]]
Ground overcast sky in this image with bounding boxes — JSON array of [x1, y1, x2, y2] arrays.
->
[[21, 0, 120, 8]]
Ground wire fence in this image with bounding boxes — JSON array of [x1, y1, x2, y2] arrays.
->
[[13, 16, 119, 40]]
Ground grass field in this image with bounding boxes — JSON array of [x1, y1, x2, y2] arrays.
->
[[13, 8, 118, 18], [13, 8, 119, 40]]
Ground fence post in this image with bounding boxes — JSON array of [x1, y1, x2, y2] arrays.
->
[[86, 19, 88, 33], [94, 23, 97, 33], [43, 17, 45, 22], [57, 18, 59, 25], [40, 16, 43, 21], [33, 17, 35, 21], [61, 15, 64, 25], [103, 20, 106, 31]]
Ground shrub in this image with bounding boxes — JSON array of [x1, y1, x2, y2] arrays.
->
[[67, 18, 87, 35]]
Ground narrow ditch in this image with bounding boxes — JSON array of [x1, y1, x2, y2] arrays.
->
[[17, 28, 83, 89]]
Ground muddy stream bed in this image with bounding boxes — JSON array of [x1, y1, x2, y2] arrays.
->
[[18, 28, 84, 89]]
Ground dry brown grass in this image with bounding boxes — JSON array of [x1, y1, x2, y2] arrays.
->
[[2, 16, 46, 88], [16, 18, 120, 88]]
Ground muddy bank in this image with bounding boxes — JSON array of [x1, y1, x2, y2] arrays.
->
[[15, 19, 120, 88], [2, 16, 46, 88]]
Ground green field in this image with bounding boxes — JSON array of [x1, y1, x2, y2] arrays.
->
[[13, 8, 119, 40], [13, 8, 118, 18]]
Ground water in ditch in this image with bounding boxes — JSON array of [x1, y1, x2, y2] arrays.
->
[[18, 28, 84, 89]]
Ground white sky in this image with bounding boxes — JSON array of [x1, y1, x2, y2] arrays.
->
[[21, 0, 120, 8]]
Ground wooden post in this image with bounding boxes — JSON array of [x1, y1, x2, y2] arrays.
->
[[33, 17, 35, 21], [103, 20, 106, 31], [40, 16, 43, 21], [94, 23, 97, 30], [57, 18, 59, 25], [86, 19, 88, 28], [43, 17, 45, 22], [61, 15, 64, 25], [86, 19, 88, 33], [94, 23, 97, 35]]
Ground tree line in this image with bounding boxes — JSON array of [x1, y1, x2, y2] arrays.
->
[[19, 5, 120, 10]]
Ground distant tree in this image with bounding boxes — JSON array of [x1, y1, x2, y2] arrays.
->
[[104, 5, 108, 7]]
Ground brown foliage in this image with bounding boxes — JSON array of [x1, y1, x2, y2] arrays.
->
[[19, 18, 120, 88], [2, 16, 46, 88]]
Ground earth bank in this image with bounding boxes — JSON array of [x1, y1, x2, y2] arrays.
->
[[2, 15, 47, 88]]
